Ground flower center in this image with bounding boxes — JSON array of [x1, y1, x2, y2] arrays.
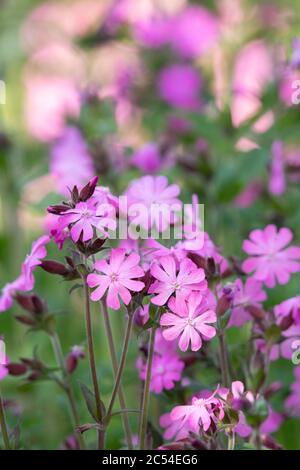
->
[[186, 318, 195, 327], [157, 365, 164, 374], [110, 272, 119, 282], [81, 209, 93, 219]]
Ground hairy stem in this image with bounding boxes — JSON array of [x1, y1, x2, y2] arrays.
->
[[101, 302, 133, 449], [0, 387, 10, 450], [139, 327, 156, 450], [50, 332, 85, 450], [82, 275, 105, 449], [227, 430, 235, 450], [106, 309, 134, 420]]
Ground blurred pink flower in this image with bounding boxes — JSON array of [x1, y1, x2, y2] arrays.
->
[[133, 15, 170, 48], [50, 127, 95, 196], [149, 256, 207, 309], [285, 366, 300, 416], [160, 293, 216, 352], [234, 181, 263, 208], [0, 356, 9, 381], [24, 76, 80, 141], [87, 249, 145, 310], [228, 278, 267, 327], [279, 70, 300, 107], [170, 6, 219, 58], [242, 225, 300, 288], [160, 411, 191, 441], [138, 353, 184, 394], [158, 64, 202, 111], [131, 143, 162, 173], [231, 40, 273, 127], [126, 175, 181, 232], [269, 141, 286, 196], [274, 296, 300, 326]]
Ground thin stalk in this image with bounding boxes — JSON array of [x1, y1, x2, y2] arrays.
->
[[50, 332, 85, 450], [218, 330, 230, 387], [82, 275, 105, 449], [0, 387, 10, 449], [106, 310, 134, 420], [227, 430, 235, 450], [139, 327, 156, 450], [101, 302, 133, 449]]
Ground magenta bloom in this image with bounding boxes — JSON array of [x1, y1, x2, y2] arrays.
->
[[170, 388, 222, 433], [158, 64, 201, 111], [160, 412, 191, 441], [269, 141, 285, 196], [87, 249, 145, 310], [160, 293, 216, 352], [0, 356, 9, 381], [242, 225, 300, 288], [126, 175, 181, 232], [285, 367, 300, 417], [170, 6, 219, 58], [50, 126, 95, 196], [228, 278, 267, 327], [274, 296, 300, 326], [0, 235, 49, 312], [138, 353, 184, 394], [131, 143, 162, 173], [59, 199, 116, 243], [149, 256, 207, 309]]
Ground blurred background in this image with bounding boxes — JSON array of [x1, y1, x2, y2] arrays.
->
[[1, 0, 300, 449]]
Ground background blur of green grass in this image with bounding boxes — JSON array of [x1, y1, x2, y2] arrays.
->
[[1, 0, 300, 449]]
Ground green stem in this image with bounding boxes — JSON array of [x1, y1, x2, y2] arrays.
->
[[218, 330, 230, 387], [101, 302, 133, 449], [106, 309, 134, 420], [139, 327, 156, 450], [0, 387, 10, 450], [50, 333, 85, 450], [227, 430, 235, 450], [82, 275, 105, 449]]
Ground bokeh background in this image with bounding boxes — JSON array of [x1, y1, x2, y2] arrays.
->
[[1, 0, 300, 449]]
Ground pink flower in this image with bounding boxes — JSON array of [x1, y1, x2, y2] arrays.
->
[[158, 64, 202, 111], [170, 388, 222, 433], [87, 248, 145, 310], [0, 235, 49, 312], [126, 175, 181, 232], [0, 356, 9, 381], [170, 6, 219, 59], [228, 278, 266, 327], [133, 15, 171, 48], [285, 367, 300, 416], [160, 412, 191, 441], [59, 199, 116, 243], [50, 127, 95, 196], [138, 353, 184, 394], [149, 256, 207, 309], [160, 293, 216, 352], [274, 296, 300, 326], [131, 143, 162, 173], [24, 75, 80, 142], [269, 141, 285, 196], [242, 225, 300, 288]]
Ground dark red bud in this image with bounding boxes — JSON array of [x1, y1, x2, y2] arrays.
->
[[71, 185, 79, 204], [88, 238, 106, 255], [79, 176, 99, 201], [27, 371, 42, 381], [40, 260, 70, 276], [6, 363, 28, 376], [187, 253, 206, 269], [47, 204, 70, 215], [279, 314, 294, 331], [207, 257, 216, 275], [66, 355, 78, 375], [216, 295, 231, 317], [246, 305, 265, 321]]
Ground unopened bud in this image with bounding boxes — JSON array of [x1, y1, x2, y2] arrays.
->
[[47, 204, 70, 215], [279, 314, 294, 331], [79, 176, 99, 202], [40, 260, 69, 276], [6, 363, 28, 376]]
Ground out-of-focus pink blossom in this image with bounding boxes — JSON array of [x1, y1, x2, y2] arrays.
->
[[234, 181, 263, 208], [158, 64, 202, 111], [228, 278, 266, 327], [126, 175, 181, 233], [269, 141, 286, 196], [87, 249, 145, 310], [0, 356, 9, 381], [131, 143, 162, 173], [50, 127, 95, 196], [275, 296, 300, 326], [231, 40, 273, 127], [170, 6, 219, 58], [290, 37, 300, 69], [133, 15, 170, 48], [138, 352, 184, 394], [279, 70, 300, 106], [242, 225, 300, 288], [160, 293, 216, 352], [285, 366, 300, 416], [149, 256, 207, 309], [24, 75, 80, 142]]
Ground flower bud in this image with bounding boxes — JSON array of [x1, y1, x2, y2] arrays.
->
[[79, 176, 99, 202], [40, 260, 70, 276], [279, 313, 294, 331], [6, 363, 28, 376], [66, 346, 85, 374], [47, 204, 70, 215]]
